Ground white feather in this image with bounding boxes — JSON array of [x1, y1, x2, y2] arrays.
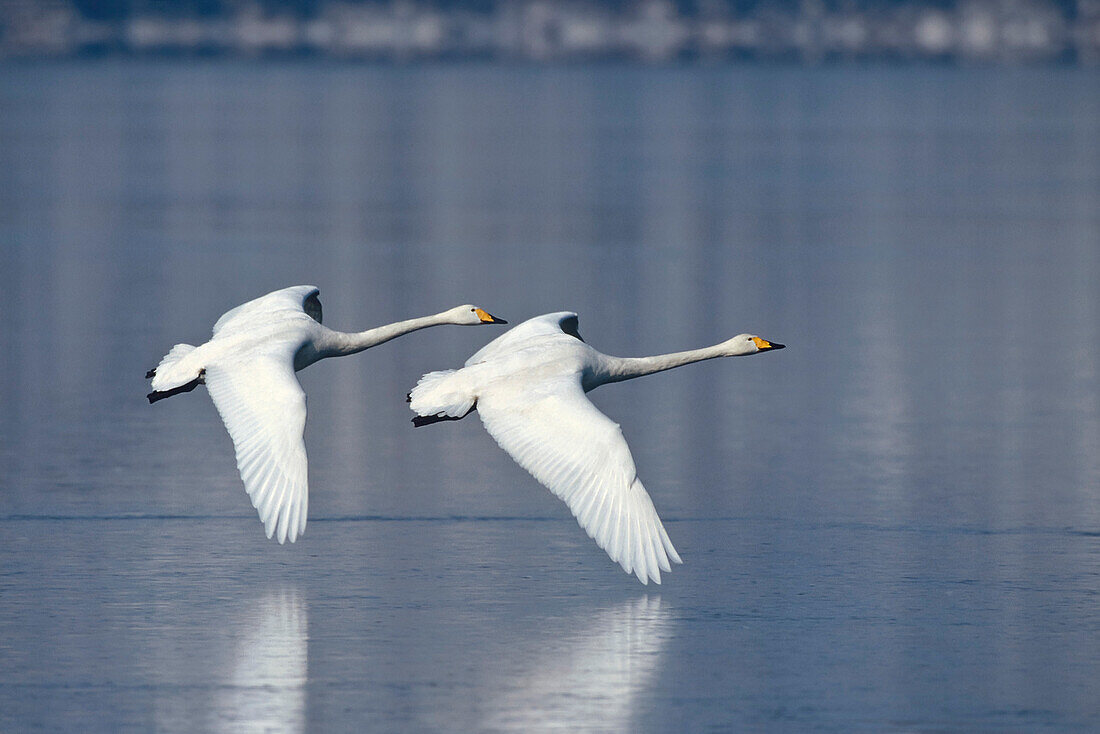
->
[[149, 343, 199, 391], [411, 311, 783, 584], [478, 380, 681, 584], [205, 355, 309, 544], [212, 285, 320, 338], [408, 369, 475, 420], [149, 285, 505, 543], [464, 312, 578, 366]]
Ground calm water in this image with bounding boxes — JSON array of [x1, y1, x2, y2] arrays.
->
[[1, 62, 1099, 732]]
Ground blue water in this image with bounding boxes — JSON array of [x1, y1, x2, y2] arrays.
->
[[1, 62, 1099, 732]]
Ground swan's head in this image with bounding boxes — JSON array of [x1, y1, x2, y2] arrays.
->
[[724, 334, 786, 356], [449, 305, 508, 326]]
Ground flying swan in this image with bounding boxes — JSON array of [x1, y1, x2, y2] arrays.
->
[[408, 312, 784, 584], [147, 285, 506, 544]]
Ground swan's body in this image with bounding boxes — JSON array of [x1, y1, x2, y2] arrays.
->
[[408, 312, 784, 584], [148, 285, 505, 544]]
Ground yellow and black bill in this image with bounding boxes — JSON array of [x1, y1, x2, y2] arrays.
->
[[752, 337, 785, 351], [475, 308, 508, 324]]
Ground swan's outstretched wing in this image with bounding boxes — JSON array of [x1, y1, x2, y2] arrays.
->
[[476, 378, 681, 584], [213, 285, 320, 337], [465, 312, 579, 367], [204, 355, 309, 544]]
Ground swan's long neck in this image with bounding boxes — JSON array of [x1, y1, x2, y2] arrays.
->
[[600, 344, 732, 385], [323, 312, 457, 357]]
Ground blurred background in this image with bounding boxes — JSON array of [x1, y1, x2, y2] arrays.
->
[[2, 1, 1099, 733], [4, 0, 1100, 63]]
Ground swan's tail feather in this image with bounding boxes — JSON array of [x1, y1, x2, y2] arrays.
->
[[148, 343, 203, 401], [408, 369, 476, 426]]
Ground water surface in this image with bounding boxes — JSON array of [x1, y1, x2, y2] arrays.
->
[[1, 62, 1099, 732]]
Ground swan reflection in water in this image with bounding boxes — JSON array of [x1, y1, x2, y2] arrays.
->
[[479, 596, 674, 732], [209, 587, 309, 734]]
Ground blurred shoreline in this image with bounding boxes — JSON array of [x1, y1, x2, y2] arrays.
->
[[2, 0, 1099, 64]]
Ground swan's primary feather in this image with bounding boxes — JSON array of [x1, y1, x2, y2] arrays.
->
[[476, 376, 681, 585], [205, 354, 309, 544]]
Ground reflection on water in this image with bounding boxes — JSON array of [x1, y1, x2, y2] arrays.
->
[[211, 588, 308, 734], [479, 597, 672, 732], [146, 583, 309, 734]]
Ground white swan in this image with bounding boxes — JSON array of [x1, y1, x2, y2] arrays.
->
[[408, 312, 784, 584], [147, 285, 506, 544]]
